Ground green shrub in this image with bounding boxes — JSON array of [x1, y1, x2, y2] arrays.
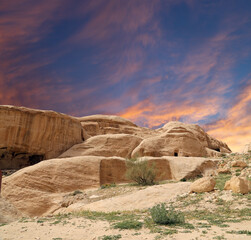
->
[[113, 220, 143, 230], [126, 158, 156, 186], [150, 203, 185, 225], [100, 235, 122, 240], [72, 190, 83, 196]]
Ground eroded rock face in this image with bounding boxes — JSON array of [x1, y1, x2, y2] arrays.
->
[[59, 134, 143, 159], [130, 121, 230, 158], [2, 155, 218, 216], [78, 115, 156, 139], [0, 105, 83, 169], [243, 143, 251, 154]]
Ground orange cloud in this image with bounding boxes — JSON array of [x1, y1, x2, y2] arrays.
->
[[205, 81, 251, 152]]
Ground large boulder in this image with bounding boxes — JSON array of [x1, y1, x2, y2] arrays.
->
[[224, 176, 250, 194], [0, 105, 83, 169], [190, 177, 216, 193], [59, 134, 143, 159]]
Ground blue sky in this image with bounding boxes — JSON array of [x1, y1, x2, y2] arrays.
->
[[0, 0, 251, 151]]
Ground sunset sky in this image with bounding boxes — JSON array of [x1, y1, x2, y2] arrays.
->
[[0, 0, 251, 152]]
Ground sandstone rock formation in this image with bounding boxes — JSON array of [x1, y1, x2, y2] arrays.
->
[[0, 105, 83, 169], [231, 160, 248, 168], [243, 143, 251, 154], [0, 197, 23, 223], [132, 121, 231, 158], [78, 115, 154, 139], [59, 134, 143, 159], [2, 155, 218, 216], [224, 176, 250, 194], [190, 177, 216, 193]]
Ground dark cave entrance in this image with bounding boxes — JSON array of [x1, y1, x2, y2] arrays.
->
[[174, 151, 178, 157]]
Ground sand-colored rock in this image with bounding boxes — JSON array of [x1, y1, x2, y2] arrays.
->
[[224, 176, 250, 194], [59, 134, 143, 159], [78, 114, 155, 139], [190, 177, 216, 193], [0, 105, 83, 169], [167, 157, 218, 180], [2, 155, 218, 217], [160, 122, 231, 154], [217, 167, 231, 174], [131, 121, 230, 158], [2, 156, 102, 216], [0, 197, 23, 223], [231, 160, 247, 168], [242, 143, 251, 154]]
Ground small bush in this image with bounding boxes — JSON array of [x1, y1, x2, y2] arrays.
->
[[126, 158, 156, 186], [100, 235, 122, 240], [72, 190, 83, 196], [113, 220, 143, 230], [150, 203, 185, 225]]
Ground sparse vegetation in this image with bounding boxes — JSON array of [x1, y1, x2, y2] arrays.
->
[[150, 203, 185, 225], [99, 234, 122, 240], [227, 230, 251, 235], [113, 220, 143, 230], [215, 173, 232, 190], [100, 183, 116, 189], [126, 158, 156, 186], [71, 190, 83, 196]]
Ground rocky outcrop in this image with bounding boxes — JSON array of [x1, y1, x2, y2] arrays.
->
[[190, 177, 216, 193], [0, 105, 83, 169], [2, 155, 218, 216], [242, 143, 251, 154], [130, 121, 230, 158], [78, 115, 155, 140], [224, 176, 250, 194], [59, 134, 142, 159]]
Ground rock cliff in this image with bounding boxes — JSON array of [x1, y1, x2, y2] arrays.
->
[[0, 105, 83, 169]]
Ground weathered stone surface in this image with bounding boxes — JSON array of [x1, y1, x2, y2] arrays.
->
[[0, 105, 83, 169], [190, 177, 216, 193], [224, 176, 250, 194], [0, 197, 23, 223], [217, 167, 231, 174], [167, 157, 218, 180], [59, 134, 143, 159], [242, 143, 251, 154], [2, 156, 102, 216], [231, 160, 248, 168], [130, 121, 231, 158], [78, 115, 155, 139], [2, 155, 219, 216]]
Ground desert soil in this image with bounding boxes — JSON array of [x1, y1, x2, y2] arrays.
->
[[1, 180, 251, 240]]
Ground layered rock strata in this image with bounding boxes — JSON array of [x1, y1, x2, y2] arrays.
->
[[0, 105, 83, 169]]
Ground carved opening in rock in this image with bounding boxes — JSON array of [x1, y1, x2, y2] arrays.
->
[[0, 149, 44, 170], [214, 148, 220, 152], [28, 155, 44, 166], [174, 151, 178, 157]]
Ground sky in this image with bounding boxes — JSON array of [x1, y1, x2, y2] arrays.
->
[[0, 0, 251, 152]]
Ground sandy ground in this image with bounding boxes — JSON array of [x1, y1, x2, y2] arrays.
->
[[58, 182, 191, 214], [0, 218, 250, 240]]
